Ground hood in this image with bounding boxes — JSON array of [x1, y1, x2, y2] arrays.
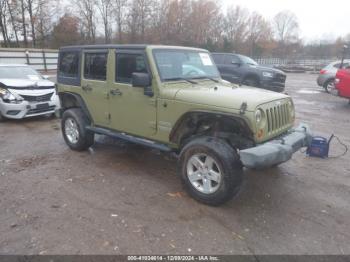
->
[[249, 64, 285, 75], [0, 78, 55, 90], [173, 83, 289, 112]]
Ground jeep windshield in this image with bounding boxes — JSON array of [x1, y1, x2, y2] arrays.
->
[[153, 49, 220, 82], [0, 66, 43, 81]]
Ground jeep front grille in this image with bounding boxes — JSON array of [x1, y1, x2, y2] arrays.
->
[[266, 102, 290, 134]]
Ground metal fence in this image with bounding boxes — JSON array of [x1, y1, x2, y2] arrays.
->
[[0, 48, 58, 72], [0, 48, 338, 73], [254, 57, 335, 71]]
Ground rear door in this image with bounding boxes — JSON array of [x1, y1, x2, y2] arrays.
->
[[80, 50, 110, 126], [222, 55, 242, 83], [108, 49, 157, 137]]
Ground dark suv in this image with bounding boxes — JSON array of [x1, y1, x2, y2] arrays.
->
[[212, 53, 287, 92]]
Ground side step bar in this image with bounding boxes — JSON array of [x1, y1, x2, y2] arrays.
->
[[86, 126, 172, 152]]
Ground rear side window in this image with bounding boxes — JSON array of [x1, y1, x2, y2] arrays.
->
[[116, 53, 147, 83], [212, 54, 225, 64], [225, 55, 240, 65], [84, 52, 108, 81], [59, 52, 79, 78]]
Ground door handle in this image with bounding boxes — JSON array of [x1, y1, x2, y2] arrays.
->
[[82, 84, 93, 92], [110, 89, 122, 96]]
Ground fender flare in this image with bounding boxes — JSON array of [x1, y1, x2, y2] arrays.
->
[[169, 110, 254, 146], [58, 92, 92, 121]]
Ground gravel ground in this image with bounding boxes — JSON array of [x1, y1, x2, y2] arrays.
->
[[0, 74, 349, 255]]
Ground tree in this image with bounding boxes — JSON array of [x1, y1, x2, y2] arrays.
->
[[273, 10, 299, 44], [26, 0, 37, 47], [114, 0, 128, 43], [51, 13, 80, 48], [246, 12, 273, 57], [35, 0, 55, 47], [97, 0, 113, 43], [0, 0, 10, 47], [73, 0, 97, 44], [224, 6, 249, 52], [5, 0, 20, 47], [127, 0, 157, 42]]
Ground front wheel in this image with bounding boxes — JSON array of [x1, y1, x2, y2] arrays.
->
[[61, 108, 94, 151], [178, 137, 243, 206], [324, 79, 335, 93]]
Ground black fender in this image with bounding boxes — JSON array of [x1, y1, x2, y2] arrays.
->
[[169, 110, 254, 147], [58, 92, 92, 122]]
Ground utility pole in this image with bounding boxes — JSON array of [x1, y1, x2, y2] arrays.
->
[[340, 44, 348, 68]]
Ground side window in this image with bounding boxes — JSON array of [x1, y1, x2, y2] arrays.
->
[[116, 53, 147, 83], [225, 55, 240, 65], [212, 54, 224, 64], [84, 52, 108, 81], [59, 52, 79, 78]]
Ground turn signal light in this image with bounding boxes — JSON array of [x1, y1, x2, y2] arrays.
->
[[257, 129, 264, 139]]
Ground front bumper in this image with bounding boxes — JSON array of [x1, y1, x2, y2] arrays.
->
[[240, 124, 312, 169], [0, 96, 60, 119]]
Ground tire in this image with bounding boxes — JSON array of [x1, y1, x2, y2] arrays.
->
[[178, 136, 243, 206], [61, 108, 94, 151], [323, 79, 335, 93], [242, 77, 259, 87]]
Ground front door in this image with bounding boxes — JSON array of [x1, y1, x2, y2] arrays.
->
[[80, 50, 110, 126], [109, 49, 157, 137]]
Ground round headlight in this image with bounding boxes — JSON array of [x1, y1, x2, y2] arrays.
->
[[255, 109, 262, 123]]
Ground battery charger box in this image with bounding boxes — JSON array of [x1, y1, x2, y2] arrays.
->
[[307, 136, 330, 158]]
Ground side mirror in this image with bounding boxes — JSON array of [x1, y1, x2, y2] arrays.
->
[[232, 61, 241, 66], [132, 72, 153, 97], [42, 75, 49, 80]]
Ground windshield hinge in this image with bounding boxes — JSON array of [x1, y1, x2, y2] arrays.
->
[[240, 102, 248, 115]]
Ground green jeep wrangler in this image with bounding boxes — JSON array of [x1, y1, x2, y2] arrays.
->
[[57, 45, 312, 206]]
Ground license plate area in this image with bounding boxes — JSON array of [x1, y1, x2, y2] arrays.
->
[[36, 103, 49, 109]]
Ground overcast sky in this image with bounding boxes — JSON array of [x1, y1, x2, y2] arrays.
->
[[221, 0, 350, 42]]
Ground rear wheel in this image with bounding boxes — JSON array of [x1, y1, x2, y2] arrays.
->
[[61, 108, 94, 151], [324, 79, 335, 93], [178, 136, 243, 206]]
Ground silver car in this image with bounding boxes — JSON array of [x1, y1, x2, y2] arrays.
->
[[317, 60, 350, 92], [0, 64, 60, 121]]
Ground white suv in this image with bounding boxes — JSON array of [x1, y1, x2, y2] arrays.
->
[[0, 64, 60, 121]]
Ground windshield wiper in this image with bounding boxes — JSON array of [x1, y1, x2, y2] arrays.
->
[[192, 76, 220, 83], [164, 77, 198, 84]]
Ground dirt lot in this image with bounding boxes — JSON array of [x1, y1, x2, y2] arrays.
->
[[0, 74, 349, 255]]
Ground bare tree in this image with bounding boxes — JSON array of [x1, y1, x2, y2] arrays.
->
[[97, 0, 113, 43], [35, 0, 55, 47], [114, 0, 127, 43], [224, 5, 249, 52], [0, 0, 10, 47], [246, 12, 273, 56], [273, 10, 299, 44], [5, 0, 20, 46], [26, 0, 37, 47], [19, 0, 29, 47], [73, 0, 97, 44]]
